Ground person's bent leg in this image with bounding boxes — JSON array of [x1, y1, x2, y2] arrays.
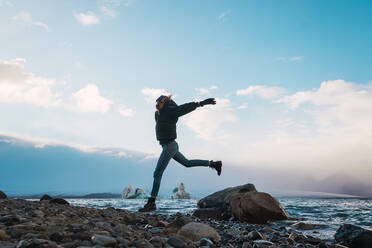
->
[[173, 144, 222, 175], [173, 150, 209, 168]]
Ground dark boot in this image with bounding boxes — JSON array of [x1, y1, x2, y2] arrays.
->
[[139, 197, 156, 212], [209, 160, 222, 176]]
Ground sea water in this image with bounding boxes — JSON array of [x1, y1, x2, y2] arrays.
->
[[65, 197, 372, 240]]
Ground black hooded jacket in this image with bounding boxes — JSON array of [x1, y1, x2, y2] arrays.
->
[[155, 101, 198, 144]]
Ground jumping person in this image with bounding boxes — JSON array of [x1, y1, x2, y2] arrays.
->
[[139, 95, 222, 212]]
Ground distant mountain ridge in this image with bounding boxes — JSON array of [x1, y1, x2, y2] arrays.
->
[[12, 193, 121, 199]]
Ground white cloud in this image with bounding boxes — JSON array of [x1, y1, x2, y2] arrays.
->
[[195, 85, 218, 95], [74, 11, 100, 26], [0, 58, 60, 106], [279, 79, 358, 108], [226, 79, 372, 189], [274, 56, 303, 62], [141, 152, 160, 161], [71, 84, 112, 113], [141, 88, 170, 103], [237, 103, 248, 109], [182, 98, 236, 141], [100, 5, 116, 18], [218, 10, 231, 22], [278, 79, 372, 129], [118, 105, 134, 117], [116, 151, 128, 157], [12, 11, 50, 32], [236, 85, 287, 99], [0, 132, 147, 160], [0, 0, 13, 6]]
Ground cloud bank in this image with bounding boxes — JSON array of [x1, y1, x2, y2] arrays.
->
[[74, 11, 101, 26], [13, 11, 50, 31], [0, 58, 59, 106], [71, 84, 112, 113], [183, 98, 236, 141]]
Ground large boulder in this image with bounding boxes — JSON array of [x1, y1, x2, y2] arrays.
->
[[197, 183, 257, 210], [229, 192, 289, 224], [0, 190, 7, 199], [171, 182, 191, 199], [335, 224, 372, 248], [122, 184, 147, 199], [177, 222, 221, 242], [194, 183, 289, 223]]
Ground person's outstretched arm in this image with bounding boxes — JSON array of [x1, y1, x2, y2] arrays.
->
[[168, 98, 216, 118]]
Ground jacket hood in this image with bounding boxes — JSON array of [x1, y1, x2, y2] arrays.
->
[[165, 99, 178, 107]]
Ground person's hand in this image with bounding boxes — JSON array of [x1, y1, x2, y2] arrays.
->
[[200, 98, 216, 106]]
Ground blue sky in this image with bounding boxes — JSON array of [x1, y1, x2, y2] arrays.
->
[[1, 0, 372, 195]]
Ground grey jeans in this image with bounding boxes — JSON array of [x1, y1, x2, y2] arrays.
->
[[150, 140, 210, 197]]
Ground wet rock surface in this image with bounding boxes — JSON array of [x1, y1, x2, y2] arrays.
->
[[335, 224, 372, 248], [50, 198, 70, 205], [192, 208, 224, 221], [197, 183, 257, 210], [0, 191, 7, 199], [0, 197, 353, 248], [229, 192, 290, 224], [196, 184, 290, 224], [177, 222, 221, 242]]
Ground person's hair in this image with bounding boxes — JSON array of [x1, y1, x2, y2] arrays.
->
[[156, 95, 172, 114]]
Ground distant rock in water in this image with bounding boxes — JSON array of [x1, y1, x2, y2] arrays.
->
[[81, 193, 121, 198], [335, 224, 372, 248], [171, 182, 191, 199], [40, 194, 53, 201], [194, 183, 289, 224], [122, 184, 147, 199], [0, 190, 7, 199]]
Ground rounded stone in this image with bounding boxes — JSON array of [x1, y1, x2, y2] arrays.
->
[[177, 222, 221, 242], [0, 229, 8, 240], [91, 234, 117, 247], [0, 190, 7, 199]]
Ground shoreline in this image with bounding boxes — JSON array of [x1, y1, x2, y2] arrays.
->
[[0, 198, 349, 248]]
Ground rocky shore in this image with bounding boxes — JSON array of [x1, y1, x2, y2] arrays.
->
[[1, 187, 371, 248], [0, 200, 353, 247]]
